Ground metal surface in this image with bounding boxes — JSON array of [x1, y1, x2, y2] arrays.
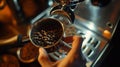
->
[[30, 0, 120, 66], [74, 0, 120, 66], [74, 0, 120, 39]]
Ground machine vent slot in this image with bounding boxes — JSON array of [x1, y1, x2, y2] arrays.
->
[[87, 49, 93, 57], [93, 40, 100, 48], [87, 37, 93, 43]]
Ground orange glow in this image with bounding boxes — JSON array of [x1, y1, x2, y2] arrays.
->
[[103, 30, 111, 39]]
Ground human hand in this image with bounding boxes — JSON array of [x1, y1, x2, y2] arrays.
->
[[38, 35, 86, 67]]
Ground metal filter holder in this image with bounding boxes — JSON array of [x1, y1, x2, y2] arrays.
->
[[29, 18, 64, 52], [29, 2, 77, 52]]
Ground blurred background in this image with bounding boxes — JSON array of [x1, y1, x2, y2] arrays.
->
[[0, 0, 49, 67]]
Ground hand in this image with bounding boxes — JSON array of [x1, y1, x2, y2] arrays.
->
[[38, 35, 86, 67]]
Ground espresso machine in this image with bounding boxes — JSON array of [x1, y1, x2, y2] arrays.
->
[[0, 0, 120, 67]]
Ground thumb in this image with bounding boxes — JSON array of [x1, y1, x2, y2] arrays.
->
[[38, 47, 52, 66]]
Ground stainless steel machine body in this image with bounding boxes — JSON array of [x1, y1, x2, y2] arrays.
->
[[30, 0, 120, 66]]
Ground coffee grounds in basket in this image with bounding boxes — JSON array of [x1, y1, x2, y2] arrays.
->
[[31, 20, 63, 48], [20, 42, 39, 61]]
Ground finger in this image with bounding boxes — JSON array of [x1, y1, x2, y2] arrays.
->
[[64, 35, 84, 61], [58, 35, 84, 67], [38, 48, 52, 67], [72, 35, 83, 51]]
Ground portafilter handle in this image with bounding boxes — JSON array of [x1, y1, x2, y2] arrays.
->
[[0, 34, 30, 52]]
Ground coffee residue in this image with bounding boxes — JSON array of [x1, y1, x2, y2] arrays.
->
[[20, 42, 39, 61]]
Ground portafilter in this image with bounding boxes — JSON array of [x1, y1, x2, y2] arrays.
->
[[29, 18, 64, 52]]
